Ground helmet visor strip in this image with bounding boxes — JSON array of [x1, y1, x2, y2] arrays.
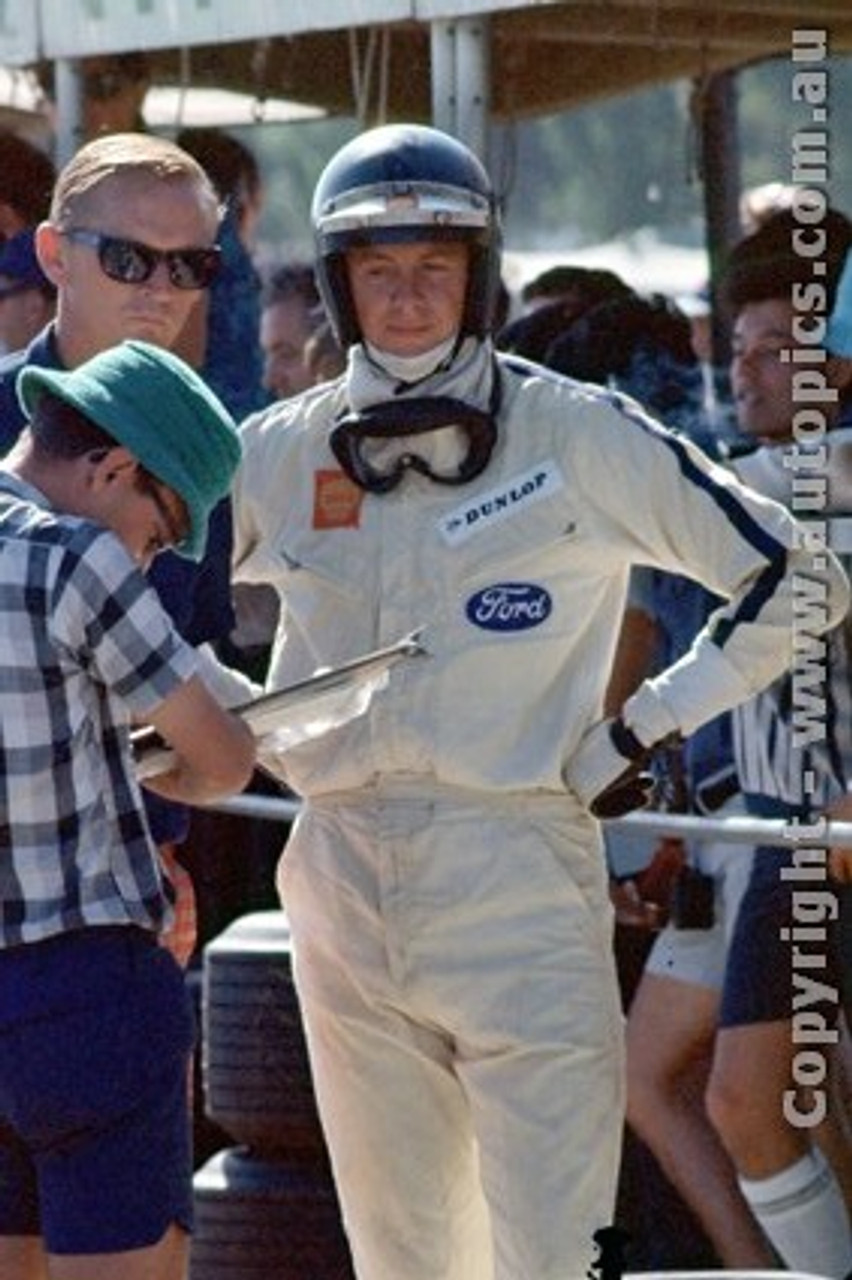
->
[[316, 180, 492, 240]]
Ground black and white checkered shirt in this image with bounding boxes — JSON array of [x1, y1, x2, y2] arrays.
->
[[0, 473, 198, 947]]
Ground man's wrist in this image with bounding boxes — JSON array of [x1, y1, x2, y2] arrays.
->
[[564, 715, 656, 819], [610, 716, 648, 763], [622, 683, 680, 748]]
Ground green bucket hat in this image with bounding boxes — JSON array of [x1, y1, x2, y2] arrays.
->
[[17, 339, 240, 560]]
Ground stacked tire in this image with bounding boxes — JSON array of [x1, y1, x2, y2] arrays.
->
[[190, 911, 354, 1279]]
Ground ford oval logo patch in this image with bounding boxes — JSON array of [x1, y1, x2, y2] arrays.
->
[[466, 582, 552, 631]]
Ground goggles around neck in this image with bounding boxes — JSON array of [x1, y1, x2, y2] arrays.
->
[[331, 390, 499, 495]]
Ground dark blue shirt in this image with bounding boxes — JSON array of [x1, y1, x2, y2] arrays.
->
[[199, 210, 271, 422]]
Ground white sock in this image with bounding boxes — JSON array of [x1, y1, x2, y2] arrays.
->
[[739, 1148, 852, 1277]]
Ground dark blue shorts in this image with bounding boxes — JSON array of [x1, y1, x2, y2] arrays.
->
[[0, 927, 195, 1254], [720, 845, 842, 1028]]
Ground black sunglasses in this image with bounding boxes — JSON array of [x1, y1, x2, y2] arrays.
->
[[61, 228, 221, 291]]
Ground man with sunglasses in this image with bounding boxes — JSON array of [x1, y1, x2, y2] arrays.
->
[[0, 131, 234, 968], [229, 124, 849, 1280]]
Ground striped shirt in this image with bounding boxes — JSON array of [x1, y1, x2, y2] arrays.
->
[[730, 425, 852, 816], [732, 614, 852, 814], [0, 473, 198, 947]]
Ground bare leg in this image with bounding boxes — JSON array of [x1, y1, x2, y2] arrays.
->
[[813, 1028, 852, 1212], [709, 1020, 852, 1276], [0, 1236, 50, 1280], [627, 972, 776, 1266], [708, 1019, 810, 1176], [48, 1223, 189, 1280]]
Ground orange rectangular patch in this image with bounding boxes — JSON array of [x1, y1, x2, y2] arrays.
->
[[313, 469, 364, 529]]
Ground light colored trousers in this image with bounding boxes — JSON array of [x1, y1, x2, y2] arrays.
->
[[278, 782, 625, 1280]]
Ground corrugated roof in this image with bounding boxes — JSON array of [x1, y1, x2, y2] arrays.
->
[[5, 2, 849, 122]]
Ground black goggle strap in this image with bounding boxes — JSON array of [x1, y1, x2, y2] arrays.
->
[[331, 369, 502, 494]]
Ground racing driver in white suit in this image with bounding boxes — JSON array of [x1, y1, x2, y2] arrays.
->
[[229, 124, 849, 1280]]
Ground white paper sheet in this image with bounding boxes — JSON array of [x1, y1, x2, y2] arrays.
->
[[132, 632, 428, 782]]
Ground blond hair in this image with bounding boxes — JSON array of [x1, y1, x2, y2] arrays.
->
[[50, 132, 222, 230]]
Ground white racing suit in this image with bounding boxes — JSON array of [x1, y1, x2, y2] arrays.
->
[[231, 337, 849, 1280]]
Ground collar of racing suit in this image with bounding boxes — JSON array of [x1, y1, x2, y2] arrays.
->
[[335, 337, 501, 491], [347, 335, 496, 414]]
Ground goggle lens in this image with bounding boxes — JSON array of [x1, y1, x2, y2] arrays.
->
[[331, 397, 498, 494]]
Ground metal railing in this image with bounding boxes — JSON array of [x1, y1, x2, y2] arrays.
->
[[209, 791, 852, 846]]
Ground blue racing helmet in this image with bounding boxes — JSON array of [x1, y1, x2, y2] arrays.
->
[[312, 123, 503, 348]]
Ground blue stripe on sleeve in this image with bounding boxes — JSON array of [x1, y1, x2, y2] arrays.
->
[[504, 360, 791, 654], [607, 390, 791, 652], [648, 417, 790, 650]]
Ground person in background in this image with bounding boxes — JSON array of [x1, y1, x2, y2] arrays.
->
[[175, 126, 270, 422], [0, 129, 56, 245], [80, 53, 150, 137], [525, 261, 758, 1265], [695, 204, 852, 1277], [173, 127, 271, 665], [628, 200, 852, 1278], [0, 131, 234, 969], [520, 263, 630, 313], [304, 316, 346, 385], [674, 284, 738, 440], [229, 123, 848, 1280], [171, 129, 285, 947], [621, 565, 776, 1266], [0, 230, 56, 355], [826, 243, 852, 1035], [36, 52, 151, 142], [0, 339, 255, 1280], [497, 264, 631, 366], [259, 261, 323, 399]]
